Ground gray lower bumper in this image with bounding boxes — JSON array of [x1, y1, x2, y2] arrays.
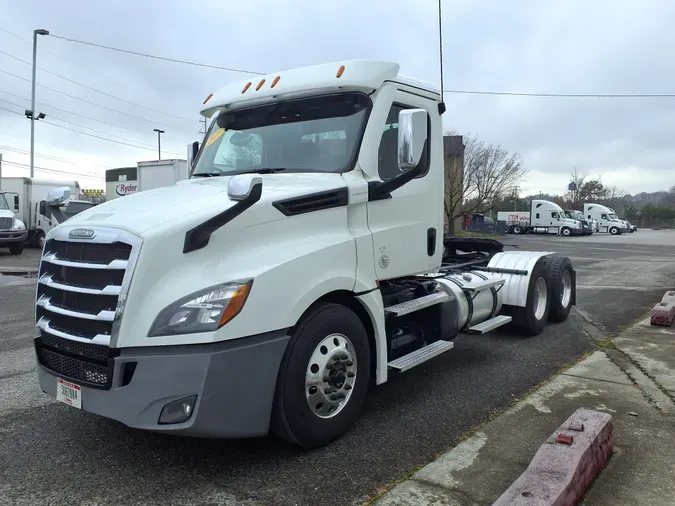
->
[[36, 331, 290, 438], [0, 230, 27, 244]]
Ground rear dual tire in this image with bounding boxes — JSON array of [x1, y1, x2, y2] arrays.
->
[[544, 255, 574, 322], [511, 258, 550, 336]]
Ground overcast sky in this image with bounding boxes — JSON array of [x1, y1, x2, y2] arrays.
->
[[0, 0, 673, 195]]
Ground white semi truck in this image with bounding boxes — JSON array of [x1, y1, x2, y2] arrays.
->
[[563, 210, 595, 235], [0, 190, 27, 255], [583, 203, 629, 235], [497, 200, 583, 236], [0, 177, 80, 247], [32, 60, 577, 448]]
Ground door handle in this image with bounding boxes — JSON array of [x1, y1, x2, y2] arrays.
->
[[427, 228, 436, 256]]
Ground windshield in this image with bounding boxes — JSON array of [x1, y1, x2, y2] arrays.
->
[[192, 92, 371, 177], [609, 213, 618, 220], [0, 194, 9, 211]]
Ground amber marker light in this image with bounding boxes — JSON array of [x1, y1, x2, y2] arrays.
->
[[242, 82, 252, 93], [271, 76, 281, 88], [203, 93, 213, 104], [256, 79, 266, 91], [218, 281, 253, 327], [336, 65, 345, 78]]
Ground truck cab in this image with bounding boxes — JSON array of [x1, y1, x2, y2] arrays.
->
[[32, 60, 576, 448], [0, 191, 27, 255], [563, 210, 594, 235], [583, 203, 627, 235], [530, 200, 582, 236]]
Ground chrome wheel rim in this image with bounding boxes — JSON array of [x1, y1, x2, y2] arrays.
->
[[39, 236, 45, 247], [533, 277, 548, 320], [305, 333, 357, 419], [561, 270, 572, 308]]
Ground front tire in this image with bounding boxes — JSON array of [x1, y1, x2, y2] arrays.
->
[[544, 255, 574, 322], [271, 302, 371, 449], [609, 226, 619, 235], [8, 242, 23, 255], [510, 258, 550, 336], [561, 227, 571, 237]]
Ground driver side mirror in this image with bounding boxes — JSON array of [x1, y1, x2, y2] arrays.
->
[[46, 187, 71, 207], [397, 109, 428, 170], [39, 200, 46, 216], [13, 195, 19, 212]]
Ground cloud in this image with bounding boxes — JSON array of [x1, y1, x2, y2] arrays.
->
[[0, 0, 673, 195]]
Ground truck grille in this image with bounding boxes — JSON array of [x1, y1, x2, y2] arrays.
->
[[34, 234, 138, 389], [0, 217, 12, 229]]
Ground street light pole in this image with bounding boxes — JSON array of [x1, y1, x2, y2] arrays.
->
[[153, 128, 165, 160], [30, 28, 49, 178]]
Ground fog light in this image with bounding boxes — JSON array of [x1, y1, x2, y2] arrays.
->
[[158, 395, 197, 425]]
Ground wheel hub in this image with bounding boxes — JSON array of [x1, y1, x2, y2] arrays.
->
[[533, 276, 548, 321], [305, 333, 357, 419]]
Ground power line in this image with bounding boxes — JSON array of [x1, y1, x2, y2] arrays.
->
[[0, 48, 192, 121], [443, 89, 675, 98], [42, 119, 185, 154], [0, 98, 184, 155], [0, 68, 195, 133], [0, 88, 189, 143], [0, 26, 163, 100], [2, 159, 103, 179], [0, 143, 115, 169], [47, 33, 264, 75]]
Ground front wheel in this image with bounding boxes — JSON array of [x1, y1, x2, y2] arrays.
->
[[271, 302, 371, 448], [561, 227, 571, 237], [510, 258, 550, 336], [609, 226, 619, 235], [8, 242, 23, 255]]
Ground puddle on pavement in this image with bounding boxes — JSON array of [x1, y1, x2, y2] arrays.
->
[[0, 271, 38, 278]]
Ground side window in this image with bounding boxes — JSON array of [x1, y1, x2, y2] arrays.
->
[[377, 104, 430, 181], [601, 214, 608, 220]]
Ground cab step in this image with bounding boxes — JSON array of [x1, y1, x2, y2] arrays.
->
[[462, 276, 506, 292], [387, 340, 454, 372], [384, 291, 449, 317], [466, 315, 512, 334]]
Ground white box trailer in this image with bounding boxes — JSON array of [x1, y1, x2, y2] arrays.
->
[[105, 159, 189, 201], [0, 177, 80, 246], [497, 200, 583, 236]]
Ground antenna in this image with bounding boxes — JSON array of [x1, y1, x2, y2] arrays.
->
[[437, 0, 446, 115]]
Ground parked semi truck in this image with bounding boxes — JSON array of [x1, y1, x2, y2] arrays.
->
[[105, 159, 189, 201], [0, 177, 80, 247], [563, 210, 595, 235], [0, 190, 27, 254], [33, 60, 577, 448], [498, 199, 583, 236], [583, 203, 629, 235]]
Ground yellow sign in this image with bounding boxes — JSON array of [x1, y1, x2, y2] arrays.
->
[[205, 128, 225, 147]]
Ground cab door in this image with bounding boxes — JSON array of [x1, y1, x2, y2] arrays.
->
[[365, 89, 443, 280]]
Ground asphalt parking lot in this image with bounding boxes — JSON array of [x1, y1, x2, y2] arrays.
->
[[1, 230, 674, 506]]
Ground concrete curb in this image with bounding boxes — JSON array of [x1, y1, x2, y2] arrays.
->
[[651, 291, 675, 326], [492, 408, 614, 506]]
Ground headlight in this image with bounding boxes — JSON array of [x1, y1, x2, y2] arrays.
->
[[13, 220, 25, 231], [148, 280, 253, 337]]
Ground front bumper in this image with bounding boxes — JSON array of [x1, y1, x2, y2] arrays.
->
[[0, 230, 27, 244], [35, 330, 290, 438]]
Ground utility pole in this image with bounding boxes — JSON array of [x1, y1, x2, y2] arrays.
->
[[512, 186, 519, 211], [30, 28, 49, 178], [153, 128, 165, 160]]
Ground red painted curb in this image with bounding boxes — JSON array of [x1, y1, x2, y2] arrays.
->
[[492, 409, 614, 506]]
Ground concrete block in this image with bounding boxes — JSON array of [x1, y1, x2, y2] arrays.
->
[[492, 408, 614, 506], [651, 301, 675, 327], [661, 291, 675, 305]]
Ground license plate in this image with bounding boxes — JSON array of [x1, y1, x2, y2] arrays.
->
[[56, 378, 81, 409]]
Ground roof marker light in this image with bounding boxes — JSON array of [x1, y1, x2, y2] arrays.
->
[[242, 82, 252, 93], [256, 79, 266, 91], [336, 65, 345, 78], [271, 76, 280, 88], [203, 93, 213, 104]]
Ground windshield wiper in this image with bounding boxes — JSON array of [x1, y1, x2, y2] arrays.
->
[[233, 168, 287, 175], [192, 172, 219, 178]]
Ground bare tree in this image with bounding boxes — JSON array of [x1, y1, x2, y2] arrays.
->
[[444, 130, 527, 233]]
